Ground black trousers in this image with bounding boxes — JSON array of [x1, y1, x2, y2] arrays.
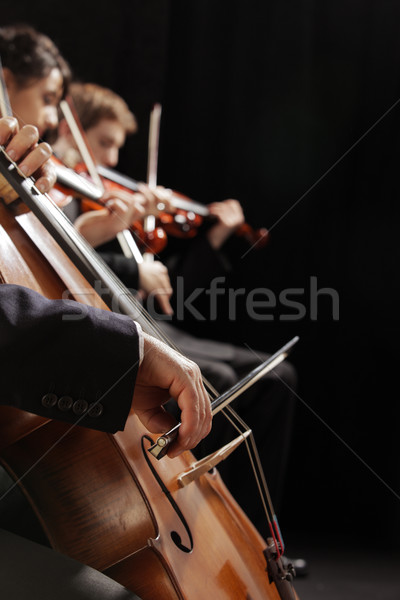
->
[[0, 528, 141, 600]]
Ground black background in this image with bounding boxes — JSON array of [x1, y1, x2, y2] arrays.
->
[[3, 1, 400, 545]]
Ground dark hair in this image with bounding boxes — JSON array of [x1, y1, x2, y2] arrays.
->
[[0, 24, 71, 96]]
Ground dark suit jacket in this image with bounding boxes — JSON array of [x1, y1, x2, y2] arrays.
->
[[0, 284, 140, 433]]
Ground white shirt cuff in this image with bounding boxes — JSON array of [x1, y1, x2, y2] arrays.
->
[[135, 321, 144, 365]]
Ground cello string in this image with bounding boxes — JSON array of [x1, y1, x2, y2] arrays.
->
[[211, 404, 285, 554], [219, 406, 277, 530], [0, 59, 287, 568], [134, 104, 276, 528], [43, 176, 280, 537], [1, 145, 281, 547], [137, 103, 276, 525]]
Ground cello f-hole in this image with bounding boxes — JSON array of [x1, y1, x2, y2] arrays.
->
[[141, 436, 193, 554]]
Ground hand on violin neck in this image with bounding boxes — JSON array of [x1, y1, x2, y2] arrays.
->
[[137, 182, 173, 216], [103, 199, 145, 233], [206, 199, 245, 249], [102, 188, 145, 224], [138, 261, 174, 315], [133, 333, 212, 458], [74, 189, 145, 247], [0, 117, 56, 193]]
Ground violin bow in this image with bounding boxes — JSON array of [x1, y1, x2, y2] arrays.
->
[[59, 97, 104, 190], [142, 102, 292, 558], [0, 59, 292, 568], [149, 336, 299, 458], [142, 102, 162, 262], [0, 68, 103, 208], [0, 138, 295, 563], [0, 58, 12, 119], [59, 96, 144, 264], [148, 335, 299, 559]]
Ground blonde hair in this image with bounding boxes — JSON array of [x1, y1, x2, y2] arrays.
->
[[69, 82, 137, 135]]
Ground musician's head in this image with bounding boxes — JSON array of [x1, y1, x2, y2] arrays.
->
[[58, 82, 137, 168], [0, 24, 71, 136]]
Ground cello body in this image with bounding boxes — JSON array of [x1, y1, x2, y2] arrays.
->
[[0, 180, 297, 599]]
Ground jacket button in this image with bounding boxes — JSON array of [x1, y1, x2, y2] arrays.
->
[[72, 399, 88, 415], [88, 402, 103, 418], [58, 396, 73, 411], [41, 393, 57, 408]]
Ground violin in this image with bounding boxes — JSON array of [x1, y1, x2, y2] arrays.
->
[[0, 142, 299, 600], [96, 164, 270, 248], [72, 161, 169, 255], [56, 96, 167, 258], [57, 96, 269, 253], [47, 154, 167, 256], [49, 155, 103, 208]]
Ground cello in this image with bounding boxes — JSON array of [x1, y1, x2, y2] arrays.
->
[[0, 144, 299, 599]]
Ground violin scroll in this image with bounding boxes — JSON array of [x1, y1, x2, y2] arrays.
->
[[236, 223, 270, 248]]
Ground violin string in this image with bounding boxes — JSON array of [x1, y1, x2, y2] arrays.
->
[[1, 146, 279, 547]]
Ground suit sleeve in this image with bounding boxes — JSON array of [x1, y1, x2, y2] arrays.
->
[[0, 284, 140, 433]]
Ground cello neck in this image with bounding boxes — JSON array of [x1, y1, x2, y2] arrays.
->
[[0, 145, 151, 333]]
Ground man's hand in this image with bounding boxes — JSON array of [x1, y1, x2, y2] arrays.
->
[[133, 333, 212, 458], [206, 199, 245, 249], [137, 182, 173, 216], [102, 187, 146, 229], [74, 188, 146, 247], [138, 261, 173, 315], [0, 117, 55, 193]]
